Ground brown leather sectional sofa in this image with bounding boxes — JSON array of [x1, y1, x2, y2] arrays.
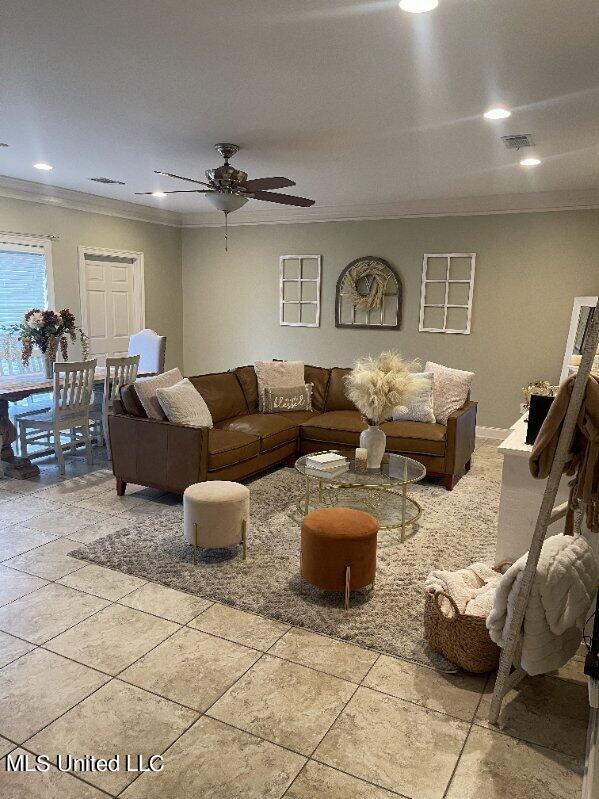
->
[[109, 364, 477, 496]]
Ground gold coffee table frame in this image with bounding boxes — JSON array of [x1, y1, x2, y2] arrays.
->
[[295, 451, 426, 543]]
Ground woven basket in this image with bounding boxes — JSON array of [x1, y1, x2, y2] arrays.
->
[[423, 562, 511, 674]]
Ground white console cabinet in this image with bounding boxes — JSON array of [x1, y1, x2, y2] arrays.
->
[[495, 414, 570, 563]]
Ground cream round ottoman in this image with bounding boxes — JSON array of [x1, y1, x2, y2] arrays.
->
[[183, 481, 250, 562]]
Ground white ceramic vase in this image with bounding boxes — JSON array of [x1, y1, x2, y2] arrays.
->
[[359, 424, 386, 470]]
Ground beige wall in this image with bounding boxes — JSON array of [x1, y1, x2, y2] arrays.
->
[[0, 196, 183, 369], [182, 210, 599, 429]]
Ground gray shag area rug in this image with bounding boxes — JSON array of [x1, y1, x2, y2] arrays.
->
[[70, 440, 500, 670]]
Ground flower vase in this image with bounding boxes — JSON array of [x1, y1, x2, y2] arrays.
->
[[43, 350, 55, 379], [359, 424, 386, 470]]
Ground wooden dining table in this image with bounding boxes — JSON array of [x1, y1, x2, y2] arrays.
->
[[0, 368, 146, 479]]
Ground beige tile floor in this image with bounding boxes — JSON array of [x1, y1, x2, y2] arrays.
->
[[0, 452, 589, 798]]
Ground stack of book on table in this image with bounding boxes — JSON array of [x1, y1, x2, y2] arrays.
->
[[305, 452, 349, 476]]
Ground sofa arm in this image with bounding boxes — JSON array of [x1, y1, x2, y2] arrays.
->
[[108, 413, 209, 493], [445, 401, 477, 474]]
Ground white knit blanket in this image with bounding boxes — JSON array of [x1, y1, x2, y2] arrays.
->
[[487, 534, 598, 676], [424, 562, 503, 618]]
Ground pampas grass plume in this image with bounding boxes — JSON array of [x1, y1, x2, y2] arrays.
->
[[344, 351, 427, 425]]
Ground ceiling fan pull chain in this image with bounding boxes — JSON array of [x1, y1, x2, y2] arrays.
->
[[224, 211, 228, 252]]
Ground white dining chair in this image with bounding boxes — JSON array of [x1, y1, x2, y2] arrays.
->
[[1, 334, 53, 453], [18, 359, 97, 475], [90, 354, 139, 458], [128, 328, 166, 375]]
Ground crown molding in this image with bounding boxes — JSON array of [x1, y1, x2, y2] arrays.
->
[[1, 174, 598, 231], [0, 174, 183, 227], [181, 188, 599, 228]]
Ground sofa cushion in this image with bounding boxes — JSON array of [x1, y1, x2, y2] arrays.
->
[[208, 429, 260, 471], [217, 413, 298, 453], [189, 372, 249, 423], [234, 365, 259, 413], [304, 365, 331, 412], [276, 410, 322, 424], [301, 410, 367, 446], [381, 420, 447, 456], [324, 367, 355, 412], [120, 383, 147, 418]]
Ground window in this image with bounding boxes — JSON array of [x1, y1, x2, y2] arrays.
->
[[279, 255, 321, 327], [0, 235, 54, 330], [419, 253, 476, 334]]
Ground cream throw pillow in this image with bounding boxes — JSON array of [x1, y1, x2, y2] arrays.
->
[[156, 378, 213, 428], [133, 368, 183, 419], [254, 360, 304, 411], [425, 361, 474, 424], [393, 372, 435, 424]]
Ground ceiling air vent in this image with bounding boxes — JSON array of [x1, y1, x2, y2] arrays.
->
[[501, 134, 535, 150], [89, 177, 126, 185]]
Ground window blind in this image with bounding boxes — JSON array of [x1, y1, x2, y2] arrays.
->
[[0, 249, 48, 329]]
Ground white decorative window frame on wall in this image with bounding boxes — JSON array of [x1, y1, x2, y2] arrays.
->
[[419, 253, 476, 334], [279, 255, 321, 327]]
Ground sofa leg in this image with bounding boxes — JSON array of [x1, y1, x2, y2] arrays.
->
[[443, 474, 455, 491], [465, 459, 472, 472], [285, 455, 296, 467], [116, 477, 127, 496]]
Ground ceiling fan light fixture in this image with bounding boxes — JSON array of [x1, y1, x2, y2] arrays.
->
[[205, 192, 248, 214]]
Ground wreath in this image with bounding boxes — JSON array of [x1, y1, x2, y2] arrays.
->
[[342, 258, 391, 311]]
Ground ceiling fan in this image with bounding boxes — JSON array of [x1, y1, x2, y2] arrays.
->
[[135, 143, 315, 249]]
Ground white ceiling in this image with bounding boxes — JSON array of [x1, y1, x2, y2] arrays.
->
[[2, 0, 599, 226]]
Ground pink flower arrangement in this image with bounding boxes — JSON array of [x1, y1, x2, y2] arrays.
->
[[19, 308, 88, 365]]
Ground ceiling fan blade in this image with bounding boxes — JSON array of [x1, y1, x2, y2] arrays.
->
[[251, 191, 315, 207], [154, 170, 211, 187], [134, 189, 210, 195], [242, 177, 296, 191]]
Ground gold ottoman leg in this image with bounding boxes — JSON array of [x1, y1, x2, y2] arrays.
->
[[241, 518, 247, 560], [344, 565, 351, 611]]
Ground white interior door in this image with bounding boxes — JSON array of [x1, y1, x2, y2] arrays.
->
[[80, 255, 142, 366]]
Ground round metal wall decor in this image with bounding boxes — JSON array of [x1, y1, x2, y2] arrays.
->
[[335, 256, 402, 329]]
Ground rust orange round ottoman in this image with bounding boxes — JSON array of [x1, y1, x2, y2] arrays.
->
[[300, 507, 378, 610]]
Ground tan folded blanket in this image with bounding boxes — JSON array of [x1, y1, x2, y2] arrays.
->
[[424, 562, 502, 618], [530, 374, 599, 533]]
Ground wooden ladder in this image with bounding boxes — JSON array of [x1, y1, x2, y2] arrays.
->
[[489, 299, 599, 725]]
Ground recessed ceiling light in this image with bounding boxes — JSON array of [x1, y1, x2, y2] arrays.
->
[[151, 191, 167, 198], [399, 0, 438, 12], [33, 162, 53, 171], [520, 157, 541, 167], [484, 107, 511, 120]]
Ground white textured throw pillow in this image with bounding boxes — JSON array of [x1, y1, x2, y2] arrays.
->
[[156, 378, 213, 428], [254, 360, 304, 411], [133, 368, 183, 419], [393, 372, 435, 424], [425, 361, 474, 424]]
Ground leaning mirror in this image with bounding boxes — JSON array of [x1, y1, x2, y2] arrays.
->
[[560, 295, 599, 382]]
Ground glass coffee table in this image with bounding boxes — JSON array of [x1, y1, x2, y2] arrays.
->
[[295, 451, 426, 543]]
